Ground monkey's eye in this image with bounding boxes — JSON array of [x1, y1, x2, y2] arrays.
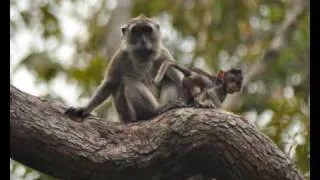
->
[[143, 26, 153, 33], [131, 26, 140, 34], [131, 26, 153, 36]]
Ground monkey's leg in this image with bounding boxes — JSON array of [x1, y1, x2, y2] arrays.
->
[[112, 86, 137, 123], [155, 62, 185, 105], [159, 82, 182, 105], [124, 81, 161, 121], [159, 66, 185, 105], [136, 84, 189, 118], [122, 82, 151, 122], [126, 81, 188, 121], [156, 97, 190, 115]]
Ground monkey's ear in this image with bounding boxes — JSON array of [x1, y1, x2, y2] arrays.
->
[[121, 24, 128, 36], [217, 70, 225, 80]]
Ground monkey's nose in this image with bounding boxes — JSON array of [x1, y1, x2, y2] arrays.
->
[[143, 42, 153, 50]]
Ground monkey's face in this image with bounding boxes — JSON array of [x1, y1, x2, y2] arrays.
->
[[123, 20, 161, 60], [226, 81, 240, 93], [225, 72, 243, 93]]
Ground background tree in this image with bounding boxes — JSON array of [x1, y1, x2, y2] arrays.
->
[[10, 0, 309, 179]]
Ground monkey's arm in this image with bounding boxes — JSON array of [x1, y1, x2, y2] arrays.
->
[[153, 62, 192, 84], [65, 80, 117, 119], [85, 80, 117, 113], [164, 66, 184, 85], [153, 60, 172, 84], [159, 48, 184, 81], [153, 48, 175, 84], [205, 87, 223, 108], [190, 67, 215, 80], [65, 51, 122, 119]]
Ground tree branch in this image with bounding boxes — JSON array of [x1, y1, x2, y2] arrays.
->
[[10, 85, 303, 180]]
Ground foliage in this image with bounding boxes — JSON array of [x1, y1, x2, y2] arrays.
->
[[10, 0, 309, 179]]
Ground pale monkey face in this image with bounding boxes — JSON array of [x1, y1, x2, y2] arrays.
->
[[123, 21, 161, 58]]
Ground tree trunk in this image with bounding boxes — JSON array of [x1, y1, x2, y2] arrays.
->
[[10, 85, 304, 180]]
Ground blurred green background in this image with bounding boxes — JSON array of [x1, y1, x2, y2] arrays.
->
[[10, 0, 309, 179]]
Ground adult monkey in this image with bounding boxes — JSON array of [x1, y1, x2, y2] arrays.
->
[[65, 15, 186, 123]]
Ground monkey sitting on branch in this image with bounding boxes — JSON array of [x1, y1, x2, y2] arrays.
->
[[65, 15, 188, 123], [154, 62, 243, 109], [191, 68, 243, 108]]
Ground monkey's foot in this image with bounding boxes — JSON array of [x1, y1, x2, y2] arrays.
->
[[65, 107, 90, 122], [158, 99, 190, 114], [172, 99, 191, 108]]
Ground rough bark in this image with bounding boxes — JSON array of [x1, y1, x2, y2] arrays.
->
[[10, 85, 304, 180]]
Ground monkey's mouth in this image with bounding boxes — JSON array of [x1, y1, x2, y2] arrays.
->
[[137, 49, 155, 57], [226, 85, 241, 93]]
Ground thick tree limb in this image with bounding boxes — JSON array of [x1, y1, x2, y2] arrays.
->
[[10, 85, 303, 180]]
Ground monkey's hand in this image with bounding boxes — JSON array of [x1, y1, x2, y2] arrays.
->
[[65, 107, 90, 122], [171, 98, 191, 108]]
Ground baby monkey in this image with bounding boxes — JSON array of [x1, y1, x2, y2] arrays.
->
[[65, 15, 186, 123], [192, 68, 243, 108], [154, 62, 243, 108]]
